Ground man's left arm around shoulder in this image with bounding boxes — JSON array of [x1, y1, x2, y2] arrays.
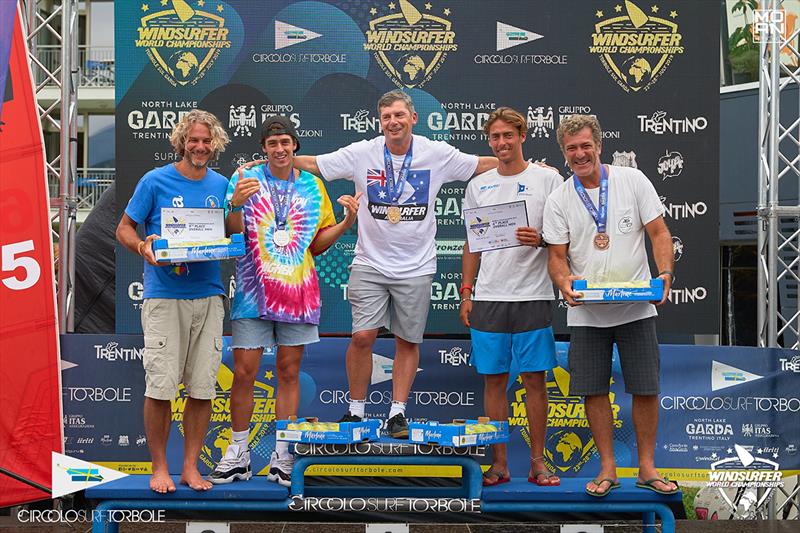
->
[[473, 156, 498, 177], [645, 215, 674, 306]]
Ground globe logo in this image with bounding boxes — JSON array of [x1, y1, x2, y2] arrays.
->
[[170, 50, 199, 83], [397, 54, 426, 84], [547, 430, 584, 470], [621, 56, 653, 90]]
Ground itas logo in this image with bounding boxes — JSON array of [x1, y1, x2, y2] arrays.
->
[[228, 105, 256, 137], [526, 106, 554, 139], [612, 150, 637, 168], [668, 286, 708, 305], [134, 0, 232, 87], [779, 354, 800, 373], [275, 20, 321, 50], [743, 424, 776, 438], [672, 235, 683, 262], [657, 150, 684, 179], [95, 342, 143, 362], [439, 347, 469, 366], [364, 0, 458, 88], [589, 1, 684, 92], [639, 110, 707, 135], [340, 109, 381, 134], [260, 104, 321, 139], [496, 21, 542, 51]]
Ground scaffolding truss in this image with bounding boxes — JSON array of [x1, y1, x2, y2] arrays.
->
[[24, 0, 78, 332]]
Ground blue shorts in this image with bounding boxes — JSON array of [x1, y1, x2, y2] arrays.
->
[[231, 318, 319, 349], [469, 301, 557, 375]]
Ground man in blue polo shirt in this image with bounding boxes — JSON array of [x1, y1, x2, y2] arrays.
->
[[116, 110, 233, 493]]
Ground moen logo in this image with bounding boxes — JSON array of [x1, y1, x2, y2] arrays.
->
[[364, 0, 458, 88], [589, 1, 684, 92], [135, 0, 232, 87]]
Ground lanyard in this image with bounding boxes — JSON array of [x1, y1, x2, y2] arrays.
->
[[572, 164, 608, 233], [383, 141, 413, 205], [263, 165, 296, 229]]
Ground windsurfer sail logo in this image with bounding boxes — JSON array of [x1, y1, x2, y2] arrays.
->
[[364, 0, 458, 88], [589, 1, 684, 92], [135, 0, 232, 86], [707, 444, 783, 518]]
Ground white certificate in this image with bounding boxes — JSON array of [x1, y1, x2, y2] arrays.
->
[[161, 207, 225, 244], [463, 200, 529, 253]]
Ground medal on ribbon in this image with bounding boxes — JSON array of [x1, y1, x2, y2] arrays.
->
[[264, 164, 296, 248], [383, 141, 413, 224], [573, 164, 610, 251]]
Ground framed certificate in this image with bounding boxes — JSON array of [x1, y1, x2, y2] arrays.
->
[[463, 200, 529, 253]]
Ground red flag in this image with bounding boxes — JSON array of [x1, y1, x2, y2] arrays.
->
[[0, 2, 62, 507]]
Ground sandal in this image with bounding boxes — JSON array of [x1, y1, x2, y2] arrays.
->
[[528, 456, 561, 486], [636, 477, 678, 495], [585, 478, 620, 497], [482, 467, 511, 487]]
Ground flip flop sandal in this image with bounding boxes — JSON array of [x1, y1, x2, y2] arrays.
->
[[528, 471, 561, 486], [636, 477, 678, 495], [585, 478, 620, 497], [482, 468, 511, 487]]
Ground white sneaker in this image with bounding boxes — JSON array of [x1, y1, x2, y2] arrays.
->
[[208, 444, 252, 484], [267, 451, 294, 487]]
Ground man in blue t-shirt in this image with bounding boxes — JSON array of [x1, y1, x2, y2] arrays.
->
[[116, 109, 235, 493]]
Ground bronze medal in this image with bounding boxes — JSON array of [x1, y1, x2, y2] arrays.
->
[[593, 232, 610, 250], [387, 206, 401, 224]]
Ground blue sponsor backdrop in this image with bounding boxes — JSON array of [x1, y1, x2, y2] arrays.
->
[[115, 0, 720, 336], [61, 335, 800, 478]]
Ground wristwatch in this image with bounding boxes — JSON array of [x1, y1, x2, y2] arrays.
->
[[227, 200, 243, 213], [658, 270, 675, 282]]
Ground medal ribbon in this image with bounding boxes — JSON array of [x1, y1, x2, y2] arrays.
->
[[572, 164, 608, 234], [263, 164, 296, 230], [383, 141, 413, 205]]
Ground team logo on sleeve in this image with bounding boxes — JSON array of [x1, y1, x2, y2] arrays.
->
[[135, 0, 232, 86], [366, 168, 431, 222], [364, 0, 458, 88], [589, 1, 684, 92]]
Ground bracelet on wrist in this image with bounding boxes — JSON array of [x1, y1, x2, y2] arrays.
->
[[459, 284, 473, 295]]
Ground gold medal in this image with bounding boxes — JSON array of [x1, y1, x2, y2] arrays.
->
[[593, 232, 610, 250], [387, 206, 401, 224]]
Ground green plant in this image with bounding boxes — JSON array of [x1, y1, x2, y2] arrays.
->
[[728, 0, 760, 81]]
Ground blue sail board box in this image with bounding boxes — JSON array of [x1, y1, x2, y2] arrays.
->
[[276, 417, 382, 444], [408, 418, 509, 447], [572, 278, 664, 302], [153, 233, 245, 263]]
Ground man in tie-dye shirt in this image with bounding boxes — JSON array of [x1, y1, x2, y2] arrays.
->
[[209, 116, 361, 487]]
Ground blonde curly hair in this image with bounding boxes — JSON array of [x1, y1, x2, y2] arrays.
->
[[170, 109, 230, 159]]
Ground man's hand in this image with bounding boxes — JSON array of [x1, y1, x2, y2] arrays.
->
[[559, 275, 584, 306], [140, 234, 160, 266], [516, 226, 542, 247], [532, 160, 562, 177], [459, 298, 472, 327], [654, 272, 672, 306], [337, 191, 363, 228], [230, 168, 260, 209]]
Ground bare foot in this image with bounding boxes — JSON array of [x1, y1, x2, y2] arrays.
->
[[149, 470, 176, 494], [180, 468, 213, 491]]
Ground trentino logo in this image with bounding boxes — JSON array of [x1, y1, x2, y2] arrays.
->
[[134, 0, 232, 87], [275, 20, 322, 50], [496, 22, 542, 51], [711, 361, 763, 392]]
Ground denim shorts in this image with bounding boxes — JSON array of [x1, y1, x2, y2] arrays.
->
[[231, 318, 319, 349]]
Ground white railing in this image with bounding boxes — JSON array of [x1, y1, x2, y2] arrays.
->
[[35, 45, 114, 87], [50, 168, 114, 211]]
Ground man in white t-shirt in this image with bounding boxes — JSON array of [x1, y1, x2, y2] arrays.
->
[[542, 115, 677, 497], [460, 107, 562, 487], [292, 90, 498, 437]]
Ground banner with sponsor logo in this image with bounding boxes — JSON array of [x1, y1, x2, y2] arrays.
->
[[115, 0, 719, 335], [0, 2, 62, 507], [61, 336, 799, 480]]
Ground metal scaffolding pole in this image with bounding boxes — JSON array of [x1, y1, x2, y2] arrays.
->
[[757, 0, 800, 521], [23, 0, 78, 331]]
